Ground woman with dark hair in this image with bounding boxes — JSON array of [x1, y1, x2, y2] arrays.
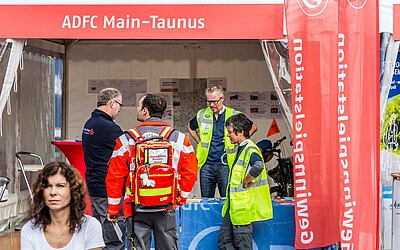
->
[[21, 161, 105, 250], [218, 114, 272, 249]]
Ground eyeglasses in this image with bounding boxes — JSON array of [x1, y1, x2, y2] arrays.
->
[[114, 100, 124, 107], [207, 97, 222, 105]]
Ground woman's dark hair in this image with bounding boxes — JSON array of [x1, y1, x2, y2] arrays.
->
[[225, 113, 252, 138], [141, 94, 167, 118], [29, 161, 86, 233]]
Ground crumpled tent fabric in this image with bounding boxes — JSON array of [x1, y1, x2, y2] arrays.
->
[[0, 39, 24, 136], [260, 39, 292, 134]]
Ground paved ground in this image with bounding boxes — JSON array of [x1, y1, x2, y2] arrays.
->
[[0, 230, 20, 249]]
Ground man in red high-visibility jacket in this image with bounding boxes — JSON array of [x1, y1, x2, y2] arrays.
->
[[106, 94, 198, 250]]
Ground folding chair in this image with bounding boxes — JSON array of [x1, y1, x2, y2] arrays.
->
[[0, 176, 10, 202], [15, 151, 44, 200]]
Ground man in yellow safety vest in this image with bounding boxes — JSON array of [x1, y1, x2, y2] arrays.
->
[[187, 84, 257, 198]]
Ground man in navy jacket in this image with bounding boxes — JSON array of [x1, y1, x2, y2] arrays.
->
[[82, 87, 125, 250]]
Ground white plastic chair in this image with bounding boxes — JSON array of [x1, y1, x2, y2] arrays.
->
[[15, 151, 44, 200]]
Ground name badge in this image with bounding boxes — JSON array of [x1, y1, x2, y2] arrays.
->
[[201, 123, 211, 131]]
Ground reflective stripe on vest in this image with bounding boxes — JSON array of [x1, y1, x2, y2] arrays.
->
[[196, 106, 239, 169], [229, 179, 269, 193], [222, 140, 273, 225], [139, 187, 172, 196]]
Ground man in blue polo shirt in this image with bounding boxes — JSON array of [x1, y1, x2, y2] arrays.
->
[[82, 87, 125, 250], [187, 84, 257, 198]]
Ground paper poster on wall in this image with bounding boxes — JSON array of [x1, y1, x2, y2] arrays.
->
[[161, 77, 225, 93], [88, 79, 147, 107], [137, 92, 173, 125], [173, 91, 206, 134], [249, 105, 270, 119], [249, 91, 269, 104], [207, 77, 227, 90], [88, 79, 109, 92], [270, 105, 282, 119], [193, 78, 208, 91], [270, 92, 280, 104], [224, 92, 249, 114], [248, 91, 269, 119], [225, 91, 282, 119], [160, 78, 194, 93]]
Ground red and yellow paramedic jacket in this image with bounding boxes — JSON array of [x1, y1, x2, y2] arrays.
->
[[106, 118, 198, 218]]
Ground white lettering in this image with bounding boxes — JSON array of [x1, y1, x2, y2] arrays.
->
[[62, 16, 71, 28], [292, 37, 313, 245], [301, 231, 314, 244], [61, 15, 98, 29], [338, 33, 355, 247]]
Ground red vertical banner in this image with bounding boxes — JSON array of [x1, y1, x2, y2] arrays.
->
[[286, 0, 340, 248], [338, 0, 379, 249]]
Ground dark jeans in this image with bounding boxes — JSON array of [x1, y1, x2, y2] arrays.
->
[[91, 196, 126, 250], [200, 163, 229, 198], [218, 210, 253, 250], [127, 210, 178, 250]]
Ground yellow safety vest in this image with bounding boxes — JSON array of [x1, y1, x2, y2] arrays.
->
[[196, 106, 239, 169], [222, 140, 273, 225]]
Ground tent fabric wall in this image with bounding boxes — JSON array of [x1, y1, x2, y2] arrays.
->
[[66, 40, 290, 146], [0, 45, 20, 232], [0, 46, 59, 232]]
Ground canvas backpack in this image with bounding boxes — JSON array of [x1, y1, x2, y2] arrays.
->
[[126, 126, 178, 210]]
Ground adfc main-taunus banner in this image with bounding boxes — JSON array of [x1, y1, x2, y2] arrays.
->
[[0, 2, 283, 39], [338, 0, 379, 249], [287, 0, 379, 248], [286, 0, 340, 248]]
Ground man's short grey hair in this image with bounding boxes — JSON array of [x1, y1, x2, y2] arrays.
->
[[205, 83, 224, 97], [97, 88, 121, 107]]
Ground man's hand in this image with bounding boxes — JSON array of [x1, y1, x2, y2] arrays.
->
[[107, 213, 119, 223], [187, 124, 200, 144], [177, 196, 187, 206]]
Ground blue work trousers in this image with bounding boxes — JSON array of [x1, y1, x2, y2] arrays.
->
[[200, 163, 229, 198]]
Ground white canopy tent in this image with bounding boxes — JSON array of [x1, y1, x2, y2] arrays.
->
[[0, 2, 398, 250]]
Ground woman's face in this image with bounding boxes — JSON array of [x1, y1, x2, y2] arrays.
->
[[43, 173, 71, 211]]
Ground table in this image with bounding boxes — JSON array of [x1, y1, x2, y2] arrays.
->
[[177, 199, 295, 250], [51, 141, 86, 179], [51, 140, 92, 215]]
